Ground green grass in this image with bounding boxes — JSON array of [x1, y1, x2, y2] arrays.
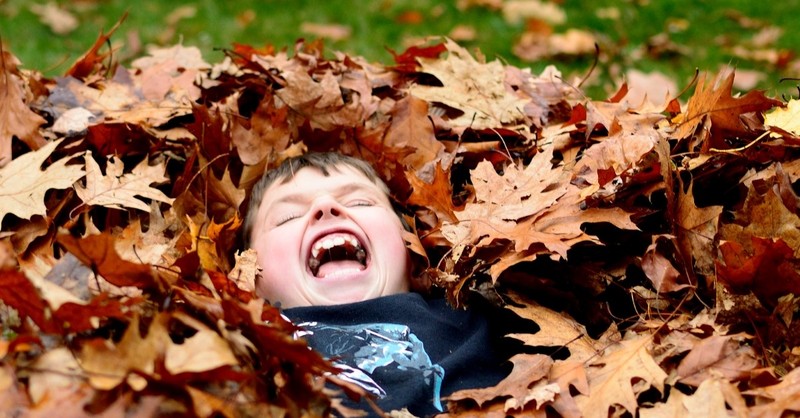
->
[[1, 0, 799, 99]]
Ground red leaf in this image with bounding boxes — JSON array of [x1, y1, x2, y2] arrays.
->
[[0, 269, 59, 333], [389, 42, 447, 73], [716, 236, 800, 305]]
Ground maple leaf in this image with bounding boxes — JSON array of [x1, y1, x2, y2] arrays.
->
[[0, 138, 84, 224], [75, 153, 174, 212], [407, 38, 531, 131], [575, 334, 667, 418], [0, 50, 47, 167]]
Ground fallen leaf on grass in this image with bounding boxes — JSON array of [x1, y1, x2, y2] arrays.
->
[[29, 2, 78, 35], [300, 22, 352, 41]]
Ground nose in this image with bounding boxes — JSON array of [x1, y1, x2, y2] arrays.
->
[[311, 197, 344, 222]]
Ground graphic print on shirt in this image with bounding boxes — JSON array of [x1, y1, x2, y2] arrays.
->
[[296, 322, 446, 411]]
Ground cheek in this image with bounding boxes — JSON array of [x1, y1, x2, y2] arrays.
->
[[254, 230, 300, 273]]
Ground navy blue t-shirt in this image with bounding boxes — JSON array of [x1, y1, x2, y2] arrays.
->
[[284, 293, 512, 417]]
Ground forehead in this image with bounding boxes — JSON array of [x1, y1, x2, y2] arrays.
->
[[260, 165, 388, 207]]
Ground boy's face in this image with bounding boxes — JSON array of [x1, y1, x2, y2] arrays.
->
[[250, 165, 410, 308]]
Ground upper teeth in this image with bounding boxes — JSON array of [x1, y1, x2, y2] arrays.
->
[[311, 233, 362, 259]]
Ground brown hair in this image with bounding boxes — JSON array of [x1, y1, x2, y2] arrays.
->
[[242, 152, 392, 246]]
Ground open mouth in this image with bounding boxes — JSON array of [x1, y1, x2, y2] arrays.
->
[[307, 232, 368, 278]]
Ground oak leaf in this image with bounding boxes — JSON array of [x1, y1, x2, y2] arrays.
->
[[406, 162, 458, 223], [676, 178, 722, 277], [384, 96, 444, 171], [231, 94, 291, 165], [75, 153, 174, 212], [676, 334, 758, 386], [407, 38, 530, 131], [575, 334, 667, 418], [56, 232, 156, 289], [505, 295, 601, 363], [716, 236, 800, 305], [442, 146, 569, 260], [0, 51, 47, 167], [447, 353, 553, 410], [745, 366, 800, 418], [640, 377, 746, 418], [673, 71, 782, 146], [0, 138, 84, 224]]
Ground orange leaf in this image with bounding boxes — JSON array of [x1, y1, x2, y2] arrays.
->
[[57, 232, 156, 289]]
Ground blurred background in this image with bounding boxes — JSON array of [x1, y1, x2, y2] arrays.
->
[[1, 0, 798, 99]]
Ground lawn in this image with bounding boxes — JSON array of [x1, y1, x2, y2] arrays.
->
[[1, 0, 798, 99]]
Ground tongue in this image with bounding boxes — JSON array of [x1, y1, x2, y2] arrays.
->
[[316, 260, 365, 278]]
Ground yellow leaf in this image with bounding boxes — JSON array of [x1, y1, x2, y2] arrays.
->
[[765, 98, 800, 136]]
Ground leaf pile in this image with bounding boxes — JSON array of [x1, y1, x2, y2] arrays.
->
[[2, 29, 800, 417]]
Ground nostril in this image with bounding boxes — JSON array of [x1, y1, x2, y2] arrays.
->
[[314, 206, 340, 220]]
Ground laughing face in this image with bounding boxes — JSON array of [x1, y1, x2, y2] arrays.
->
[[249, 165, 411, 308]]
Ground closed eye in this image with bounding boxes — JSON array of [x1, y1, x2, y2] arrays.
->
[[347, 199, 373, 207], [276, 213, 301, 226]]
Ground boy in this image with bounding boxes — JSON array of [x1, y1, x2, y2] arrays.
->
[[243, 153, 512, 417]]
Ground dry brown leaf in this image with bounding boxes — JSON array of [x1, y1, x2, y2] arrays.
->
[[441, 145, 571, 262], [676, 334, 758, 386], [231, 94, 291, 165], [0, 52, 47, 167], [300, 22, 352, 41], [406, 162, 458, 224], [384, 96, 444, 171], [505, 294, 601, 363], [76, 153, 174, 212], [575, 334, 667, 418], [0, 139, 84, 223], [676, 178, 722, 277], [29, 2, 78, 35], [408, 38, 531, 131], [673, 71, 782, 146], [640, 377, 745, 418], [447, 354, 553, 409], [745, 367, 800, 418]]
